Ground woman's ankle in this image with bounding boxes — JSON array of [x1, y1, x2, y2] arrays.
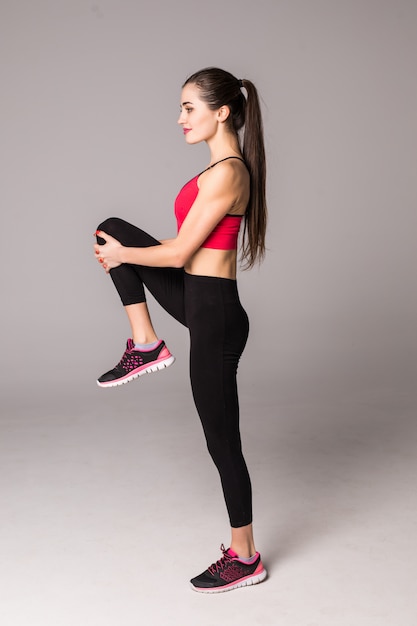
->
[[230, 543, 256, 558], [230, 523, 256, 558], [132, 335, 158, 345]]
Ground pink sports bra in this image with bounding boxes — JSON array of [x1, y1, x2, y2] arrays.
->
[[174, 156, 246, 250]]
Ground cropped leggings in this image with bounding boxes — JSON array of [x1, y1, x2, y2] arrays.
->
[[97, 217, 252, 528]]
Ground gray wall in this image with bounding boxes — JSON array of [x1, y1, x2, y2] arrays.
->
[[1, 0, 416, 403]]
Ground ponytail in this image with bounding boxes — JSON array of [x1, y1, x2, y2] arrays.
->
[[240, 79, 267, 268]]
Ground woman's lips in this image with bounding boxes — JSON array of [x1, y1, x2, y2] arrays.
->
[[183, 128, 191, 134]]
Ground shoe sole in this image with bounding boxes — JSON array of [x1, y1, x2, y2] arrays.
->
[[97, 355, 175, 388], [190, 567, 267, 594]]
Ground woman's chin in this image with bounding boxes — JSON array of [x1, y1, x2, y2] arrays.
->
[[186, 137, 203, 146]]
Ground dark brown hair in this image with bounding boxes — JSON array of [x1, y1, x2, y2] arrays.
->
[[183, 67, 267, 268]]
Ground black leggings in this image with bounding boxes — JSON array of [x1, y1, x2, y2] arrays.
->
[[97, 217, 252, 527]]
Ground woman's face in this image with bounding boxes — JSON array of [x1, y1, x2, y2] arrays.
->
[[178, 84, 220, 144]]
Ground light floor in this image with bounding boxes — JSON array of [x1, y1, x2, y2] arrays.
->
[[1, 374, 416, 626]]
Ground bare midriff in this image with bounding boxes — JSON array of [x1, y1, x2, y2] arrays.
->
[[185, 247, 238, 280]]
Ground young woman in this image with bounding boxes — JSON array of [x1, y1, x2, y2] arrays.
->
[[94, 67, 267, 593]]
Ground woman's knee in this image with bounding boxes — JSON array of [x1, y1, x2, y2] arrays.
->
[[205, 430, 242, 468], [97, 217, 127, 238], [96, 218, 159, 248]]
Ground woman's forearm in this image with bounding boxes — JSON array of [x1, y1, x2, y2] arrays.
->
[[121, 240, 185, 269]]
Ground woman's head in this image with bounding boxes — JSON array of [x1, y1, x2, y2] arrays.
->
[[182, 67, 246, 135], [178, 82, 230, 145]]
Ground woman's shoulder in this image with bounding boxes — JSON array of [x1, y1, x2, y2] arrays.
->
[[198, 157, 248, 192]]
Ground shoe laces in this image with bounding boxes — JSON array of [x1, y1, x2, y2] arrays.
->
[[117, 347, 143, 372], [118, 349, 131, 367], [208, 544, 234, 575]]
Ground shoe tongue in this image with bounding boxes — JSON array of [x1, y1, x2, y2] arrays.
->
[[127, 338, 134, 350]]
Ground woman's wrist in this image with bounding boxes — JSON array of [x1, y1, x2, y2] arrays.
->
[[120, 245, 130, 264]]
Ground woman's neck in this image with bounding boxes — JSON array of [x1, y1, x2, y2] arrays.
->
[[206, 132, 241, 164]]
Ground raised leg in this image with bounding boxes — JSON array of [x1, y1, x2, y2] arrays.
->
[[95, 218, 186, 387], [125, 302, 158, 345]]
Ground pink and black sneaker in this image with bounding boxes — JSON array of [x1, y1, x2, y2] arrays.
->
[[190, 544, 267, 593], [97, 338, 175, 388]]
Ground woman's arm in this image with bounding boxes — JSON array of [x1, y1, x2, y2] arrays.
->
[[95, 163, 242, 272]]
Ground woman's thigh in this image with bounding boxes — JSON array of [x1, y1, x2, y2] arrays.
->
[[185, 274, 249, 436], [97, 217, 187, 325]]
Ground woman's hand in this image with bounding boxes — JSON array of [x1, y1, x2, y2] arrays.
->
[[94, 230, 124, 273]]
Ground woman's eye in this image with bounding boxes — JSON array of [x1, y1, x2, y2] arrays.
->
[[185, 108, 193, 113]]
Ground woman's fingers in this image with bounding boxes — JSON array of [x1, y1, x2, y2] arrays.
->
[[93, 230, 122, 272]]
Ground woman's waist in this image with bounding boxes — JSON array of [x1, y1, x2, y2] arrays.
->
[[183, 269, 243, 312], [185, 248, 237, 280]]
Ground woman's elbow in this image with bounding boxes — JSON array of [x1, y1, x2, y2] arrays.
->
[[171, 246, 193, 269], [171, 251, 188, 268]]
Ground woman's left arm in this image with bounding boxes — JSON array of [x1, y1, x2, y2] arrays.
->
[[94, 232, 190, 272], [94, 164, 241, 272]]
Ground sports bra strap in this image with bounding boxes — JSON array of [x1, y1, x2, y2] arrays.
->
[[200, 156, 246, 175]]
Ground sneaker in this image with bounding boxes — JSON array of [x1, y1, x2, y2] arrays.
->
[[97, 338, 175, 388], [190, 544, 267, 593]]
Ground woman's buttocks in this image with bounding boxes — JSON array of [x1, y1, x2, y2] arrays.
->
[[184, 272, 249, 352]]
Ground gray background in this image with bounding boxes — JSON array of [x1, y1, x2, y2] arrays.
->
[[1, 0, 415, 398], [1, 1, 416, 625]]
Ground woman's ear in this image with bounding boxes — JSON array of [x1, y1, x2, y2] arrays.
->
[[217, 105, 231, 123]]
